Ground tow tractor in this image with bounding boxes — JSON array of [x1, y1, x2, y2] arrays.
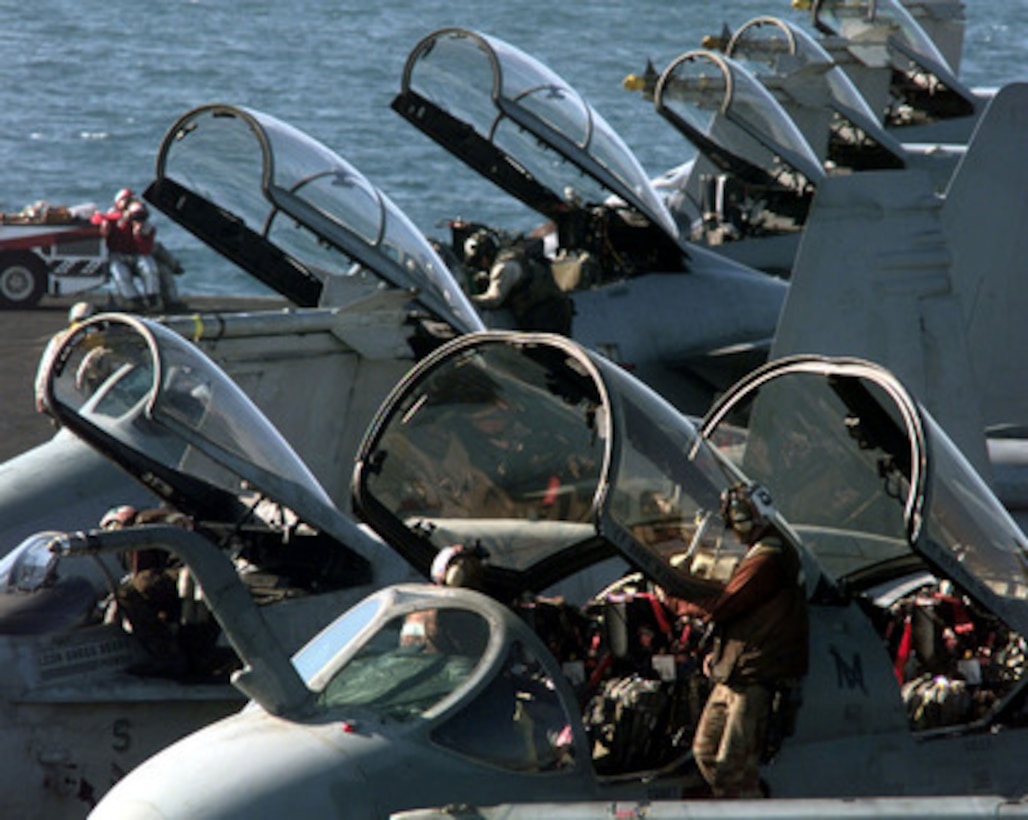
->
[[0, 201, 109, 309]]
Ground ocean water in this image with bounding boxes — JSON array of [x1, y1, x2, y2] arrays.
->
[[2, 0, 1024, 297]]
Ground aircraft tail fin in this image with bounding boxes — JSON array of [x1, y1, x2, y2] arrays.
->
[[772, 167, 990, 477], [942, 82, 1028, 433]]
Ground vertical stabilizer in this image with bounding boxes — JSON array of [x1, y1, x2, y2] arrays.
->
[[943, 83, 1028, 432], [772, 168, 990, 477]]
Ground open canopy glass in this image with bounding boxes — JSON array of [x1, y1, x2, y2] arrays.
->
[[811, 0, 977, 123], [726, 16, 907, 170], [37, 314, 367, 552], [701, 355, 1028, 638], [654, 49, 826, 193], [147, 104, 482, 333], [357, 334, 1028, 642], [392, 28, 685, 264]]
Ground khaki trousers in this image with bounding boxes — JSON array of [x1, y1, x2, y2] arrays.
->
[[692, 681, 771, 798]]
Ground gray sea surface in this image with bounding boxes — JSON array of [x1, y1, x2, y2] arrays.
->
[[2, 0, 1025, 296]]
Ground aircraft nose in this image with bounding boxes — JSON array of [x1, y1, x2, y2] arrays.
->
[[90, 798, 167, 819], [89, 713, 381, 819]]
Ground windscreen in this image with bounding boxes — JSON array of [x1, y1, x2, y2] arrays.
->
[[313, 605, 490, 721]]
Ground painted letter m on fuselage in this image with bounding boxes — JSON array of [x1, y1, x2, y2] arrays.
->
[[830, 646, 868, 694]]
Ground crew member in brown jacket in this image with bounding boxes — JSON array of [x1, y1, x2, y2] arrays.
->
[[666, 481, 808, 798]]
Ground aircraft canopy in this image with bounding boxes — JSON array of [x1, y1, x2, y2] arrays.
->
[[355, 331, 784, 602], [356, 335, 1028, 642], [701, 355, 1028, 639], [654, 49, 826, 191], [36, 314, 369, 551], [811, 0, 977, 120], [392, 28, 685, 259], [146, 104, 482, 333], [726, 16, 907, 169]]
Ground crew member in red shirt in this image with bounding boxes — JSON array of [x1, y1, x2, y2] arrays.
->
[[99, 197, 161, 311]]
